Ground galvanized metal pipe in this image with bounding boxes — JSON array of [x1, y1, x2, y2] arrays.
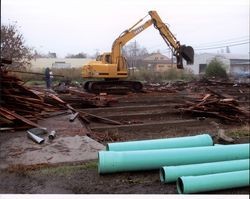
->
[[98, 143, 249, 174], [106, 134, 213, 151], [27, 131, 44, 144], [48, 130, 56, 140], [177, 170, 250, 194], [160, 159, 250, 183]]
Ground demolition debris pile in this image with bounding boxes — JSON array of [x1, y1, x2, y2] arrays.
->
[[175, 78, 250, 124], [0, 69, 65, 130], [56, 86, 118, 108], [0, 70, 121, 130], [177, 93, 250, 123], [0, 61, 121, 130]]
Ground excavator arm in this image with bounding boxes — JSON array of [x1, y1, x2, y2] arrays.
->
[[148, 11, 194, 68], [111, 10, 194, 69], [111, 17, 153, 70]]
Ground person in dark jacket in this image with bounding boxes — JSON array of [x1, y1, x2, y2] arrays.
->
[[45, 67, 53, 89]]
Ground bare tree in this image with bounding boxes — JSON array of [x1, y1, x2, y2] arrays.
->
[[1, 22, 33, 69], [123, 41, 149, 68]]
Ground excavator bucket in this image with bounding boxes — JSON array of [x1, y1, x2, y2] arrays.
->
[[180, 45, 194, 65], [176, 45, 194, 69]]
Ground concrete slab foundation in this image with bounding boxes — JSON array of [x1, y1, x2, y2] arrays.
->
[[0, 134, 104, 169]]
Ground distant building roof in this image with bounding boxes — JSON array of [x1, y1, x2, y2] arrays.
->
[[143, 53, 170, 61]]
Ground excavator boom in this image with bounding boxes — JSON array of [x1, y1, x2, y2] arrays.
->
[[148, 11, 194, 68], [82, 10, 194, 92]]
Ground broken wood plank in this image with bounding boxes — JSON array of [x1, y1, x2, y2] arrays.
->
[[0, 107, 44, 128], [66, 103, 122, 125]]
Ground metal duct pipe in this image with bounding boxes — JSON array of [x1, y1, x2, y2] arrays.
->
[[177, 170, 250, 194], [98, 143, 249, 174], [106, 134, 213, 151], [48, 130, 56, 140], [160, 159, 250, 183], [27, 131, 44, 144]]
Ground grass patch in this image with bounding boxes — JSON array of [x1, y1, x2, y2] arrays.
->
[[36, 161, 98, 177], [7, 161, 98, 177], [226, 125, 250, 138], [128, 68, 195, 82]]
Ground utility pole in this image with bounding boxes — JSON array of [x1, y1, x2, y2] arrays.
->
[[171, 51, 174, 67], [134, 41, 137, 69]]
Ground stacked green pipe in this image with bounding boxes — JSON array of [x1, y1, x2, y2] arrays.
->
[[98, 143, 249, 174], [177, 170, 250, 194], [160, 159, 250, 183], [106, 134, 213, 151]]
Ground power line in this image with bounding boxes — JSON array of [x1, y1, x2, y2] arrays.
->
[[193, 39, 249, 48], [146, 36, 249, 51], [195, 41, 249, 51], [154, 41, 249, 53], [193, 36, 249, 47]]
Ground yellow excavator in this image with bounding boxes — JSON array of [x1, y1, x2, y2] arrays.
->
[[82, 10, 194, 92]]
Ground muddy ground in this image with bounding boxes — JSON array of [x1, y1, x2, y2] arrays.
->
[[0, 82, 250, 194], [1, 161, 249, 194]]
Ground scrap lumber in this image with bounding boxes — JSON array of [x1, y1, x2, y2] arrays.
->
[[0, 69, 64, 129], [43, 93, 122, 125], [64, 88, 118, 107], [0, 107, 44, 128], [66, 104, 122, 125], [178, 93, 250, 123]]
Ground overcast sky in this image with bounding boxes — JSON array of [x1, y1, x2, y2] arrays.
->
[[1, 0, 249, 58]]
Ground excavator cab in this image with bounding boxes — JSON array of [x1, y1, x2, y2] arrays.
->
[[176, 45, 194, 69]]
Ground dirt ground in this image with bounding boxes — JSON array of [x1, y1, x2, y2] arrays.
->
[[0, 160, 249, 194], [0, 82, 250, 194]]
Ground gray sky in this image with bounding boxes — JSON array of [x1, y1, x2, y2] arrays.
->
[[1, 0, 249, 58]]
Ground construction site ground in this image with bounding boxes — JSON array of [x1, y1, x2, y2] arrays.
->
[[0, 81, 250, 194]]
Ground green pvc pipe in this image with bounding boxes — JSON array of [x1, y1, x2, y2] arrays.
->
[[98, 143, 249, 174], [160, 159, 250, 183], [177, 170, 250, 194], [106, 134, 213, 151]]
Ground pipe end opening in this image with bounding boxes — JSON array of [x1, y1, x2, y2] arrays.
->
[[98, 151, 102, 174], [159, 168, 166, 182], [176, 177, 184, 194]]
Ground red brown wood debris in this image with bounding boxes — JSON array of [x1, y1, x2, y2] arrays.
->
[[177, 92, 250, 124], [55, 87, 118, 108], [0, 69, 64, 130]]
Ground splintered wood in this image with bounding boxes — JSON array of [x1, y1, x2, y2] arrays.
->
[[0, 69, 120, 130], [0, 70, 63, 129], [57, 88, 118, 108], [177, 91, 250, 124]]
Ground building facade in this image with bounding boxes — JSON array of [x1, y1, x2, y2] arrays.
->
[[186, 53, 250, 75], [30, 58, 92, 71], [141, 53, 176, 72]]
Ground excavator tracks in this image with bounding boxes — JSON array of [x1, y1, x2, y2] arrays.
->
[[83, 80, 143, 93]]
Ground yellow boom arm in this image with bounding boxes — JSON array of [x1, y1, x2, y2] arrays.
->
[[111, 10, 194, 69]]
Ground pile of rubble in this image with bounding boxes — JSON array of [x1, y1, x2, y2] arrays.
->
[[0, 69, 66, 130], [58, 87, 118, 108], [177, 93, 250, 124], [0, 66, 120, 130]]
